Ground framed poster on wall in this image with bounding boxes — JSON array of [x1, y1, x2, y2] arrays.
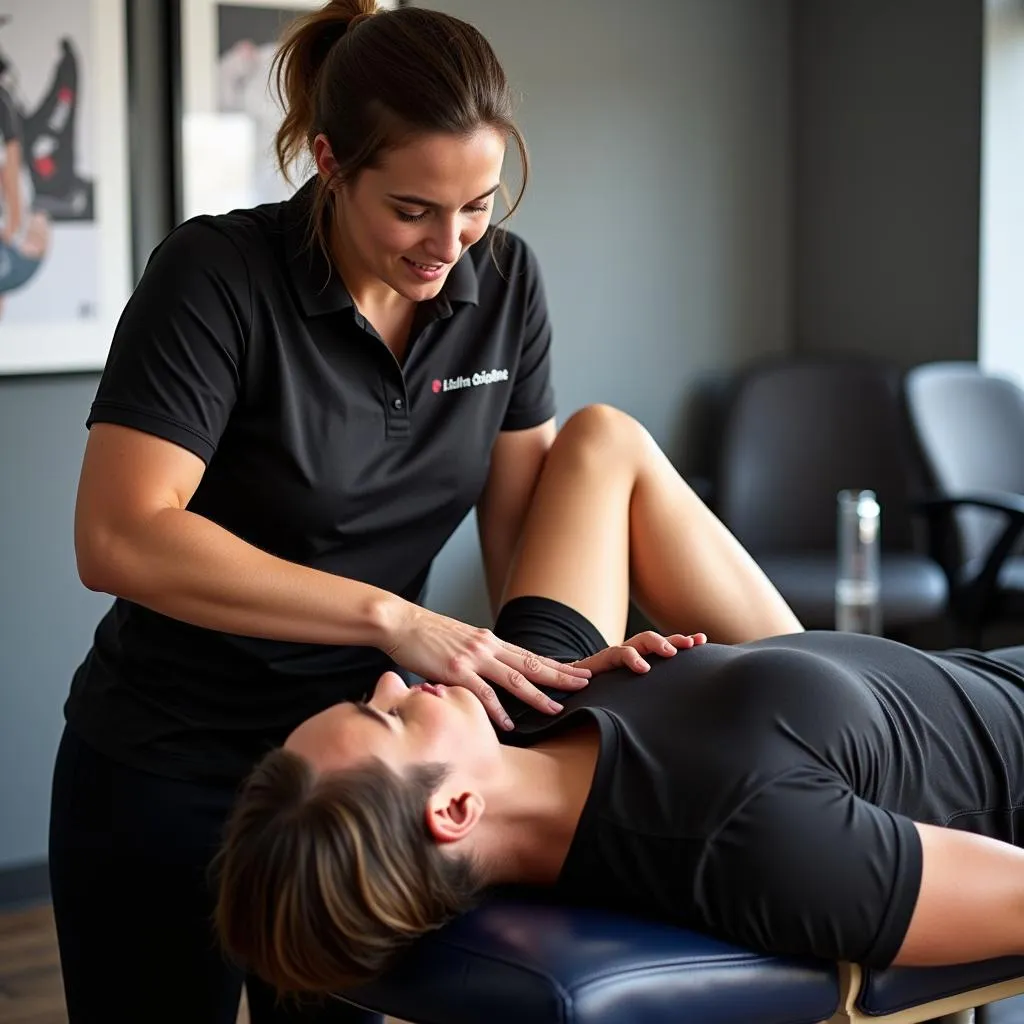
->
[[0, 0, 132, 375], [174, 0, 400, 224]]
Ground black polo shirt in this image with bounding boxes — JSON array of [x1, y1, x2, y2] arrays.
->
[[65, 180, 556, 784]]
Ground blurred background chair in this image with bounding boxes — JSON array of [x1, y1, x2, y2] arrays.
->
[[905, 361, 1024, 648], [707, 356, 948, 636]]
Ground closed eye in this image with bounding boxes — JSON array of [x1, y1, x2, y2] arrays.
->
[[353, 701, 394, 731]]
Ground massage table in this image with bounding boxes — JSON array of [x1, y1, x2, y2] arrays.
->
[[340, 896, 1024, 1024]]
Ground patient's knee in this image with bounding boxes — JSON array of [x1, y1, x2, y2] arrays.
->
[[554, 404, 653, 470]]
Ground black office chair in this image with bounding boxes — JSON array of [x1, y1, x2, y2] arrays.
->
[[905, 361, 1024, 647], [711, 357, 948, 634]]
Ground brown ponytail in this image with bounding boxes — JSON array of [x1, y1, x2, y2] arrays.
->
[[271, 0, 529, 261], [272, 0, 371, 184]]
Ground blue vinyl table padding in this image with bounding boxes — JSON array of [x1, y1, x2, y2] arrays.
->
[[858, 957, 1024, 1017], [341, 899, 1024, 1024], [343, 898, 840, 1024]]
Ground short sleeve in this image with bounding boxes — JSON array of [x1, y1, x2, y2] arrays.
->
[[88, 219, 251, 464], [695, 766, 923, 968], [500, 241, 556, 431]]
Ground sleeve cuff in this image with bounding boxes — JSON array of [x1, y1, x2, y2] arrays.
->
[[860, 813, 924, 969], [500, 399, 556, 432], [87, 401, 217, 464]]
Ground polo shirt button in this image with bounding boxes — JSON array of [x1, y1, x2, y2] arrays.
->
[[392, 397, 404, 410]]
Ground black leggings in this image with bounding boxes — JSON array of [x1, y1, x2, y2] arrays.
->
[[48, 727, 382, 1024]]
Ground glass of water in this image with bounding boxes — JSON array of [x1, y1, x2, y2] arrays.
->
[[835, 489, 882, 635]]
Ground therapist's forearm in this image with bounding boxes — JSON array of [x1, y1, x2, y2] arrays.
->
[[76, 504, 406, 649]]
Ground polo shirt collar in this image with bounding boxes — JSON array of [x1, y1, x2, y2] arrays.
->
[[283, 178, 480, 319], [283, 181, 353, 317]]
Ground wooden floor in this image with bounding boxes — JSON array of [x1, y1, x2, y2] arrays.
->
[[0, 904, 72, 1024], [0, 903, 410, 1024]]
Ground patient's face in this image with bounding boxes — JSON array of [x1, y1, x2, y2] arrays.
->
[[285, 672, 502, 781]]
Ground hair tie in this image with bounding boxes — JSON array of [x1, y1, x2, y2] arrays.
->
[[348, 11, 373, 32]]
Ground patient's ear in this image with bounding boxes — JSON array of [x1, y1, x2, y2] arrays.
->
[[425, 789, 485, 845]]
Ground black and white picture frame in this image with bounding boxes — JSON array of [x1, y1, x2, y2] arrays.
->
[[0, 0, 132, 375]]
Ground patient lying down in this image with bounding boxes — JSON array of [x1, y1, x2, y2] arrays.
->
[[213, 614, 1024, 997], [211, 407, 1024, 997]]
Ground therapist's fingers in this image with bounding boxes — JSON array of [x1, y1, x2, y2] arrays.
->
[[446, 660, 566, 730], [496, 640, 592, 691]]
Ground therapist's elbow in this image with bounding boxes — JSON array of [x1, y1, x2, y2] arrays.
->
[[74, 514, 146, 597]]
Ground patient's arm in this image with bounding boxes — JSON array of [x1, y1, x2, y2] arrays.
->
[[694, 771, 1023, 969], [893, 823, 1024, 965]]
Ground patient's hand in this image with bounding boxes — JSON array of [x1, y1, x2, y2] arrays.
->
[[572, 631, 707, 676]]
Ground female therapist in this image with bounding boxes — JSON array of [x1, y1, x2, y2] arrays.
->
[[48, 4, 584, 1021], [47, 3, 800, 1022]]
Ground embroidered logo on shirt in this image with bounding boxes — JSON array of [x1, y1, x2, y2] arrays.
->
[[432, 368, 509, 394]]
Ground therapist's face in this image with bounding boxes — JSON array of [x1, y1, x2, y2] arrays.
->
[[316, 127, 505, 301]]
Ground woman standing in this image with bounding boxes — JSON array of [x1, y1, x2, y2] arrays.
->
[[49, 3, 590, 1021]]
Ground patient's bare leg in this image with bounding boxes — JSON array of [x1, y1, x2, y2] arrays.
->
[[503, 404, 802, 645], [893, 823, 1024, 965]]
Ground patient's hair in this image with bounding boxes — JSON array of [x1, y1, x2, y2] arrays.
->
[[213, 748, 483, 994]]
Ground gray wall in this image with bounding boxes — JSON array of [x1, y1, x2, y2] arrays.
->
[[422, 0, 794, 623], [0, 0, 790, 872], [792, 0, 983, 366], [0, 1, 174, 876], [0, 377, 110, 868]]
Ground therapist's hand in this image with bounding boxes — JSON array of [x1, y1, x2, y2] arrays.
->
[[384, 603, 591, 730], [572, 630, 707, 676]]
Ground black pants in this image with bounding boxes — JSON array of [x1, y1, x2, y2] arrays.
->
[[48, 727, 383, 1024]]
